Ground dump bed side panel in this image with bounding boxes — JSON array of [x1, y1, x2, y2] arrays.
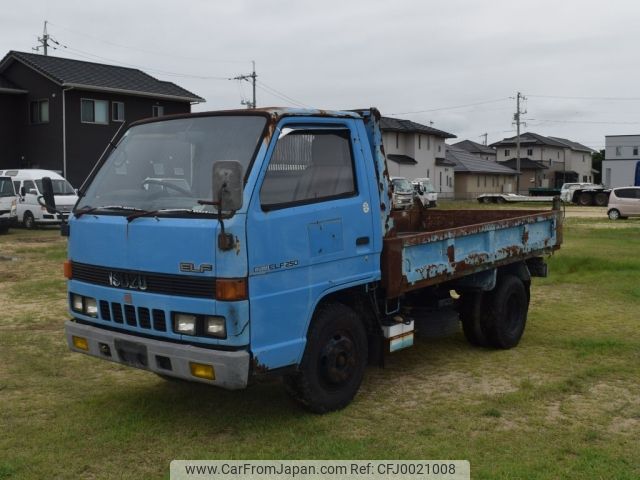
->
[[382, 209, 561, 298]]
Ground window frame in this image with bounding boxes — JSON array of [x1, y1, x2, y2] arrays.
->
[[81, 98, 109, 125], [259, 126, 359, 212], [112, 101, 125, 122], [152, 105, 164, 117], [29, 99, 50, 124]]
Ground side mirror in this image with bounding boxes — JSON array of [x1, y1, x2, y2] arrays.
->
[[20, 186, 25, 197], [40, 177, 57, 214], [212, 161, 243, 212]]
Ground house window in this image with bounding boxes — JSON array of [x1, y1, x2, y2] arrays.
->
[[112, 102, 125, 122], [484, 176, 487, 187], [152, 105, 165, 117], [527, 148, 533, 156], [29, 99, 49, 124], [81, 99, 108, 124], [439, 171, 442, 188], [615, 146, 622, 156], [505, 149, 510, 156], [427, 136, 431, 150], [583, 175, 588, 182], [427, 169, 430, 178], [477, 176, 480, 187], [634, 147, 638, 156], [438, 144, 442, 153], [418, 135, 421, 149], [557, 151, 560, 159], [582, 154, 585, 162], [395, 132, 399, 149]]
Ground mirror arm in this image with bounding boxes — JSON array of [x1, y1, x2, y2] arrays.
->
[[216, 182, 236, 251]]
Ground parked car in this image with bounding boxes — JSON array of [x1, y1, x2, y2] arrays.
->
[[0, 169, 78, 228], [607, 187, 640, 220], [0, 175, 18, 233], [412, 178, 437, 207], [560, 182, 610, 206], [390, 177, 414, 210]]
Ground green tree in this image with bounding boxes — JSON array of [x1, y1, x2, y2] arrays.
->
[[591, 149, 604, 184]]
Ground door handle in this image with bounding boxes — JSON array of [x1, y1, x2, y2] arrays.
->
[[356, 236, 370, 246]]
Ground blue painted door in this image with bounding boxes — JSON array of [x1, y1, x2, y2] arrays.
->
[[246, 118, 377, 369]]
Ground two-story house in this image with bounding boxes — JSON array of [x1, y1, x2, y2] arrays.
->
[[491, 132, 594, 191], [0, 51, 204, 187], [602, 135, 640, 188], [451, 139, 497, 161], [380, 117, 457, 197]]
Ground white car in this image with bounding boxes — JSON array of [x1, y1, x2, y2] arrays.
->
[[412, 178, 437, 207], [0, 176, 18, 233], [0, 169, 78, 228]]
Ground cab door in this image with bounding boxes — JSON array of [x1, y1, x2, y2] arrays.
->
[[246, 118, 377, 369]]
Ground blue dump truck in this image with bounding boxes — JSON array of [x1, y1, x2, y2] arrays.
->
[[49, 108, 562, 413]]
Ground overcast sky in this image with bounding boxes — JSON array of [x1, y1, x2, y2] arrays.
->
[[4, 0, 640, 150]]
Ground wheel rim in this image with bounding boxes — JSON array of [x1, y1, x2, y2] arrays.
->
[[609, 210, 619, 220], [504, 294, 524, 336], [24, 214, 33, 228], [318, 331, 357, 388]]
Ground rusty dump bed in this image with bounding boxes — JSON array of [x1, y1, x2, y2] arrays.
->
[[381, 206, 563, 298]]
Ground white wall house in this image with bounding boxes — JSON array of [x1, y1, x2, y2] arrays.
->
[[602, 135, 640, 188], [491, 133, 594, 191], [380, 117, 456, 197]]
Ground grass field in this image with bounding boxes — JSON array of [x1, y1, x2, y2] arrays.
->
[[1, 213, 639, 479]]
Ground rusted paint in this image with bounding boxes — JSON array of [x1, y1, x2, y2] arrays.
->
[[522, 228, 529, 244], [446, 245, 455, 263]]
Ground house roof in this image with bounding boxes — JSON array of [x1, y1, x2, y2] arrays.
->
[[447, 147, 519, 174], [387, 154, 417, 165], [380, 116, 456, 139], [451, 139, 496, 155], [490, 132, 594, 153], [499, 158, 548, 170], [0, 51, 204, 103], [435, 157, 456, 167]]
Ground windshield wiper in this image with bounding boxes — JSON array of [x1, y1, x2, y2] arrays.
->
[[75, 205, 146, 218], [126, 208, 209, 223]]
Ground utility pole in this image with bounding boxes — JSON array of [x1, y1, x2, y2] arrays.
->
[[480, 133, 488, 146], [513, 92, 526, 194], [33, 20, 50, 56], [234, 61, 257, 109]]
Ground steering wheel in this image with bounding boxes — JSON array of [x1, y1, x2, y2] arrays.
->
[[141, 179, 192, 196]]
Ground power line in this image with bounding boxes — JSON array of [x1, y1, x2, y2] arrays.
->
[[527, 94, 640, 101], [527, 118, 640, 125], [387, 98, 510, 116], [48, 21, 248, 64], [257, 81, 312, 108]]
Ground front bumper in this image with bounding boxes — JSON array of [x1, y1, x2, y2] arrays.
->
[[65, 320, 250, 389]]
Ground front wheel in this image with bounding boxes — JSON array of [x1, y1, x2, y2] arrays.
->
[[23, 211, 35, 229], [284, 302, 367, 413], [608, 209, 621, 220], [578, 192, 592, 206]]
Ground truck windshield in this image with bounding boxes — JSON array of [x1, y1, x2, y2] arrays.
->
[[76, 115, 266, 214], [392, 178, 413, 194], [0, 177, 15, 197], [35, 179, 75, 195]]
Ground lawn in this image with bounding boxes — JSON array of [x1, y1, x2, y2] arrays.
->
[[1, 215, 639, 479]]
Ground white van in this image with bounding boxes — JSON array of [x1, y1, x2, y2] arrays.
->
[[412, 178, 438, 207], [0, 169, 78, 228], [0, 176, 18, 233]]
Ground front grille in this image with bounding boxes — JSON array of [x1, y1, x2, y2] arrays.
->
[[138, 307, 151, 329], [152, 309, 166, 331], [98, 301, 166, 332], [111, 302, 124, 324], [99, 301, 111, 321], [71, 262, 215, 299], [124, 304, 136, 326]]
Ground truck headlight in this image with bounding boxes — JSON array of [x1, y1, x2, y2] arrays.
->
[[174, 313, 197, 335], [71, 293, 83, 312], [205, 316, 226, 338], [84, 297, 98, 317]]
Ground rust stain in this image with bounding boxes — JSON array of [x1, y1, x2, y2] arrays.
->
[[446, 245, 455, 263], [250, 356, 269, 374], [522, 229, 529, 244]]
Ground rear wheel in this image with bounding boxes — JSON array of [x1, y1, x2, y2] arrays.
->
[[460, 291, 490, 347], [608, 209, 621, 220], [484, 275, 529, 349], [284, 302, 367, 413], [594, 192, 608, 206], [23, 211, 35, 229], [578, 192, 592, 206]]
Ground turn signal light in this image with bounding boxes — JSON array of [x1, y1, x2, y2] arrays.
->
[[216, 278, 248, 301], [72, 335, 89, 351], [190, 362, 215, 380], [63, 260, 73, 279]]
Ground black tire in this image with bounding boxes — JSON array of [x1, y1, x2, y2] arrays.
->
[[578, 192, 592, 206], [460, 291, 491, 347], [594, 192, 608, 207], [496, 197, 506, 204], [484, 275, 529, 349], [23, 211, 35, 229], [608, 209, 621, 220], [481, 197, 491, 204], [284, 302, 367, 413]]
